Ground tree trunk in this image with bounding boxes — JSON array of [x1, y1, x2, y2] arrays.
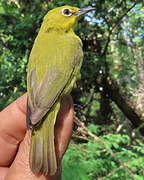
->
[[100, 77, 144, 135]]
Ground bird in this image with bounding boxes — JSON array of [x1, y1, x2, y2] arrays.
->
[[26, 5, 95, 176]]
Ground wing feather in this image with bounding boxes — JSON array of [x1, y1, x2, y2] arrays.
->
[[27, 67, 74, 126]]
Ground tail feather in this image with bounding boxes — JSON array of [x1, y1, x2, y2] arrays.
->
[[30, 103, 60, 176], [31, 135, 44, 173]]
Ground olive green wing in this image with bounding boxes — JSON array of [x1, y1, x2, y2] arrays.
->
[[26, 49, 82, 128]]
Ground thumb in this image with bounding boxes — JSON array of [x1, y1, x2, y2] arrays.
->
[[6, 131, 55, 180]]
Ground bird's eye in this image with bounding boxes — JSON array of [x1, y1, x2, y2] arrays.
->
[[61, 8, 73, 16]]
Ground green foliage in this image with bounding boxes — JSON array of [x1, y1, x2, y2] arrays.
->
[[0, 0, 50, 110], [0, 0, 144, 179], [63, 125, 144, 179]]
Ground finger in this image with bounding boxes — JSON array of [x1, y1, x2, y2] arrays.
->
[[55, 95, 74, 160], [0, 93, 27, 166], [6, 131, 39, 180], [5, 131, 37, 180], [6, 132, 60, 180], [0, 167, 8, 180], [6, 96, 73, 180]]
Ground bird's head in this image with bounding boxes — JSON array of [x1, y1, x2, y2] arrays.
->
[[41, 5, 95, 32]]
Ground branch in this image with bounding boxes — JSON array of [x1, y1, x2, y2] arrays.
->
[[100, 166, 123, 179], [102, 78, 144, 135], [74, 116, 137, 180], [71, 143, 106, 154], [102, 2, 137, 56], [72, 134, 89, 141], [112, 2, 137, 30], [101, 31, 111, 57]]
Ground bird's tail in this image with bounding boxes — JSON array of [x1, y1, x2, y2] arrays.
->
[[30, 103, 60, 176]]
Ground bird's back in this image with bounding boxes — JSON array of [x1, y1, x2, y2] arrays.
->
[[28, 30, 83, 84]]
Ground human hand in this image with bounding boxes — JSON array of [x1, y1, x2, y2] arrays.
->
[[0, 94, 74, 180]]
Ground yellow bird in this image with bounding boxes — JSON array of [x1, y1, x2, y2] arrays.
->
[[27, 5, 95, 176]]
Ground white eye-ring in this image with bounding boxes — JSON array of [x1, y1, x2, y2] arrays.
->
[[61, 8, 73, 16]]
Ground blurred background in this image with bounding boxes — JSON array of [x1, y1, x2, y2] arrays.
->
[[0, 0, 144, 179]]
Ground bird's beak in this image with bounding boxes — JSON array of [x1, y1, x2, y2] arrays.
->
[[75, 7, 95, 16]]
